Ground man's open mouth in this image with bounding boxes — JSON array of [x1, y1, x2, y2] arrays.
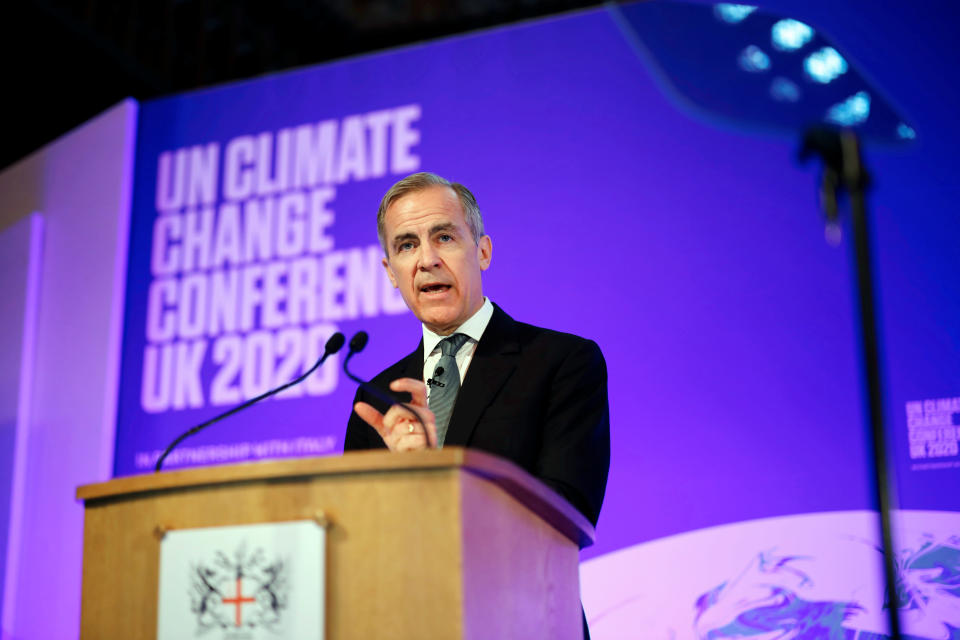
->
[[420, 284, 451, 293]]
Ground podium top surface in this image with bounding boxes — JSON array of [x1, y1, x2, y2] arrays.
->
[[77, 447, 595, 548]]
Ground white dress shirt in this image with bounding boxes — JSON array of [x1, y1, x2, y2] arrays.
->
[[422, 297, 494, 399]]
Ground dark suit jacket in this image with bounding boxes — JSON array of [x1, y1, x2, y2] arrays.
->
[[344, 304, 610, 527]]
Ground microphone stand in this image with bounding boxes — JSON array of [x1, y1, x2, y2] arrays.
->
[[800, 128, 902, 639], [154, 332, 346, 472]]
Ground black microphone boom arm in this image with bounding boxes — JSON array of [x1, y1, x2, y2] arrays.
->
[[154, 332, 346, 472]]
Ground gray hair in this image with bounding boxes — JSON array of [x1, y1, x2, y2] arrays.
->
[[376, 172, 485, 254]]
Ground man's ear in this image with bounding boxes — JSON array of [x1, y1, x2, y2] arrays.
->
[[382, 256, 399, 288], [477, 235, 492, 271]]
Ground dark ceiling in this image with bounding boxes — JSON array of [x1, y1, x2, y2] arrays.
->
[[2, 0, 602, 170]]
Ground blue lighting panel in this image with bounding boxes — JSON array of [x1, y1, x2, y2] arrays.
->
[[714, 4, 758, 24], [897, 122, 917, 140], [739, 45, 771, 72], [825, 91, 871, 125], [614, 1, 916, 144], [805, 47, 849, 84], [771, 19, 814, 52]]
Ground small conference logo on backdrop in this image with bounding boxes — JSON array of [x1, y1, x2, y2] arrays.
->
[[158, 521, 325, 640], [905, 396, 960, 472], [190, 542, 288, 636]]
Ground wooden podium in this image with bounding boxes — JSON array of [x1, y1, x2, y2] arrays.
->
[[76, 447, 594, 639]]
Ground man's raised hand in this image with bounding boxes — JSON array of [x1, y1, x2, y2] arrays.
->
[[353, 378, 438, 452]]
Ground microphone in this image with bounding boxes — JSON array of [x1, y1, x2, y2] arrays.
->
[[427, 366, 446, 388], [342, 331, 402, 406], [154, 331, 346, 472], [348, 330, 368, 353]]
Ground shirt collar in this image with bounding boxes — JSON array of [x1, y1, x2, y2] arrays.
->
[[422, 297, 494, 361]]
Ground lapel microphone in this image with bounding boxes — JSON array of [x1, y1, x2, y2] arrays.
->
[[155, 331, 346, 472], [427, 366, 446, 388]]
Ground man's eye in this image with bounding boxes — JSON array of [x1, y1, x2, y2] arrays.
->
[[398, 241, 414, 252], [438, 234, 452, 242]]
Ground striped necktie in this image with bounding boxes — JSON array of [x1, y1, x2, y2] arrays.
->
[[428, 333, 470, 447]]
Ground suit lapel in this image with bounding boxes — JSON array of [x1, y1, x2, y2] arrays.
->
[[443, 305, 520, 447], [403, 341, 424, 380]]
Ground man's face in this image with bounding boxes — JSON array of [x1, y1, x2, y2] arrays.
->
[[382, 186, 492, 335]]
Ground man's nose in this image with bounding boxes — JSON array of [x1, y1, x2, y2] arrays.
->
[[418, 242, 441, 270]]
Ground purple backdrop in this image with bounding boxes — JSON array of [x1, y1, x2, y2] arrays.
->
[[115, 4, 960, 635]]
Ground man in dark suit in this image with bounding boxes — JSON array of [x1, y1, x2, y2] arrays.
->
[[343, 172, 610, 527], [344, 172, 609, 638]]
